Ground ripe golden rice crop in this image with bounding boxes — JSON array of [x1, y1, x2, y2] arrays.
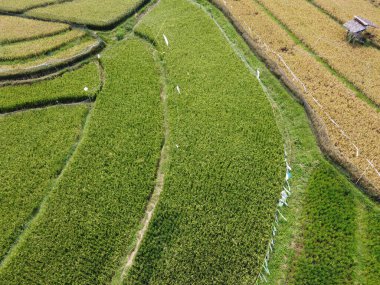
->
[[214, 0, 380, 194], [26, 0, 145, 27], [256, 0, 380, 107], [0, 29, 86, 61], [313, 0, 380, 46], [0, 15, 69, 43], [0, 0, 57, 12]]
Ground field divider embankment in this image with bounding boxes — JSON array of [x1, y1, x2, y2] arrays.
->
[[21, 0, 76, 13], [118, 40, 169, 280], [0, 60, 90, 87], [0, 11, 82, 30], [0, 39, 104, 80], [0, 0, 75, 14], [252, 0, 380, 111], [0, 98, 93, 115], [0, 102, 93, 268], [24, 0, 153, 31], [0, 22, 70, 46]]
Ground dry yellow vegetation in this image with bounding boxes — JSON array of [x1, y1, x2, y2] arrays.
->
[[0, 0, 57, 12], [213, 0, 380, 195], [368, 0, 380, 8], [313, 0, 380, 46], [255, 0, 380, 108], [0, 15, 69, 43], [0, 29, 86, 61], [0, 38, 100, 77], [27, 0, 145, 27]]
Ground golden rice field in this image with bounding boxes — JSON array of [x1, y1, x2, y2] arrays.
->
[[256, 0, 380, 107], [0, 29, 86, 61], [214, 0, 380, 195], [313, 0, 380, 46], [26, 0, 146, 27], [368, 0, 380, 8], [0, 15, 69, 43], [0, 0, 57, 12]]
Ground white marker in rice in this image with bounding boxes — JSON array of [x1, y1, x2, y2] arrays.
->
[[84, 87, 89, 92], [176, 85, 181, 94], [163, 34, 169, 46]]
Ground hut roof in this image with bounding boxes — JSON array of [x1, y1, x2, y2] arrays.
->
[[344, 16, 379, 33], [344, 19, 366, 33], [354, 16, 378, 28]]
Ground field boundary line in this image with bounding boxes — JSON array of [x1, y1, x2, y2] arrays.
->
[[22, 0, 75, 13], [0, 0, 154, 31], [0, 99, 92, 116], [0, 39, 104, 80], [117, 35, 170, 282], [0, 30, 88, 62], [0, 102, 94, 268]]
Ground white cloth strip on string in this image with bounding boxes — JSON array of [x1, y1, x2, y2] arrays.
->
[[163, 34, 169, 46], [367, 159, 380, 177]]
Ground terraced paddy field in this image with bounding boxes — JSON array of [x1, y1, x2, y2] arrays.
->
[[25, 0, 148, 28], [0, 0, 379, 284], [0, 0, 58, 13]]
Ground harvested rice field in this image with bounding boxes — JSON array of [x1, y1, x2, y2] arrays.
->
[[0, 0, 379, 284]]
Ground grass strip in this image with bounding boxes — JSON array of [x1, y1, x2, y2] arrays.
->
[[0, 61, 100, 113], [0, 104, 89, 262], [0, 29, 86, 61], [0, 15, 69, 44], [0, 38, 163, 284], [0, 38, 102, 78], [124, 0, 284, 283], [27, 0, 148, 28]]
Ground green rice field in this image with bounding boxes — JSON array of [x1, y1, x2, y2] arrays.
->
[[0, 0, 379, 284]]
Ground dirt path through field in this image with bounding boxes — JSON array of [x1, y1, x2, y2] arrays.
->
[[118, 34, 170, 281]]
